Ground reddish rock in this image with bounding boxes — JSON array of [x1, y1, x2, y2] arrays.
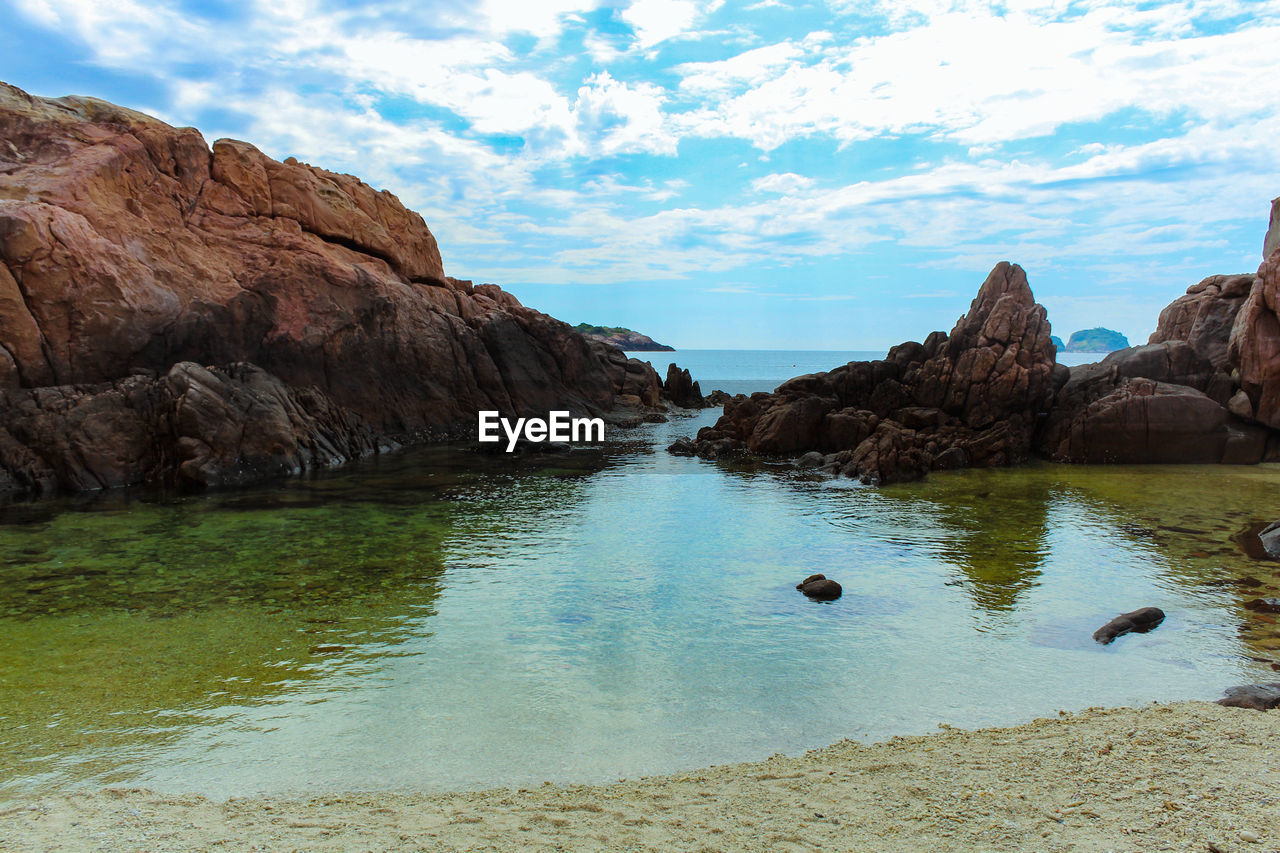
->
[[0, 82, 668, 495], [663, 363, 706, 408], [1149, 274, 1255, 370], [1038, 377, 1232, 464], [1230, 249, 1280, 430], [669, 262, 1059, 484]]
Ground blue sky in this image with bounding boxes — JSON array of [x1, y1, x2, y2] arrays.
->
[[3, 0, 1279, 349]]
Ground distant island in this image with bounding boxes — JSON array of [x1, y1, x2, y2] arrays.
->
[[574, 324, 675, 351], [1053, 328, 1130, 353]]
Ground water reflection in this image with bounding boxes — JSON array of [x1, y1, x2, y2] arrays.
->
[[0, 413, 1277, 797]]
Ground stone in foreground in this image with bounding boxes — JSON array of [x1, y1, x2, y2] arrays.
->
[[796, 573, 843, 600], [1092, 607, 1166, 645], [1217, 683, 1280, 711]]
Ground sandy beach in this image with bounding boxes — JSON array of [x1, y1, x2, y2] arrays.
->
[[2, 701, 1277, 852]]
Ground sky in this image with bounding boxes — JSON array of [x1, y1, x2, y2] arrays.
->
[[2, 0, 1279, 349]]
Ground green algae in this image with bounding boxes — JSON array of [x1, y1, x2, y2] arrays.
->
[[0, 428, 1278, 796]]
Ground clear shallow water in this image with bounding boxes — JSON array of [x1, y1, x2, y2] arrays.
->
[[1, 351, 1277, 799]]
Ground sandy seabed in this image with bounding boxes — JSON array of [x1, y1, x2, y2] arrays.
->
[[1, 702, 1277, 852]]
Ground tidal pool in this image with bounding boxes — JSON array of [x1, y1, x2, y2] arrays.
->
[[0, 409, 1277, 798]]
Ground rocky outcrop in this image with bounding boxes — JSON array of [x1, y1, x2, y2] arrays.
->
[[0, 82, 667, 495], [0, 363, 383, 497], [663, 364, 706, 408], [1230, 248, 1280, 430], [1149, 274, 1256, 370], [1039, 221, 1280, 465], [1033, 341, 1274, 464], [670, 262, 1060, 484]]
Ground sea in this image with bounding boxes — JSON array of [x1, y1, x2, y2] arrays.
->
[[0, 348, 1274, 798]]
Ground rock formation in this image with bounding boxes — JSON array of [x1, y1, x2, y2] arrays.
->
[[1037, 233, 1280, 465], [671, 262, 1061, 484], [0, 82, 666, 496], [663, 363, 706, 408]]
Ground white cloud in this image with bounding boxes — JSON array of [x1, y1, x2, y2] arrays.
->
[[751, 172, 816, 194], [621, 0, 702, 48]]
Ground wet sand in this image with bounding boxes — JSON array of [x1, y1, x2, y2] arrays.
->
[[2, 701, 1277, 852]]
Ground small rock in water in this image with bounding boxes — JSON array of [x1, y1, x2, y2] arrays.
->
[[1093, 607, 1165, 644], [796, 574, 842, 601], [1217, 683, 1280, 711]]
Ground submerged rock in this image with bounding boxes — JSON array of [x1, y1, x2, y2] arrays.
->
[[1260, 522, 1280, 560], [1092, 607, 1166, 645], [1217, 683, 1280, 711], [796, 573, 843, 600]]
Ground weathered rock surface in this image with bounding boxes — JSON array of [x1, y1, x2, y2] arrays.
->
[[1149, 274, 1256, 370], [1040, 238, 1280, 465], [1217, 683, 1280, 711], [1259, 522, 1280, 561], [663, 363, 706, 408], [670, 262, 1059, 484], [0, 362, 383, 496], [1230, 247, 1280, 430], [0, 82, 667, 495], [1033, 342, 1272, 464], [1092, 607, 1166, 645]]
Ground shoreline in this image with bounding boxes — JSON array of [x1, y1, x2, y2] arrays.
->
[[3, 701, 1277, 852]]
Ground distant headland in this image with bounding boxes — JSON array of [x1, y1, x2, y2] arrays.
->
[[1051, 328, 1131, 353], [574, 324, 675, 351]]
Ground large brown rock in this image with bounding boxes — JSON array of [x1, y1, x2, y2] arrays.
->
[[0, 82, 667, 495], [663, 363, 706, 408], [0, 362, 382, 495], [1034, 341, 1276, 464], [1230, 248, 1280, 430], [671, 262, 1059, 483], [1149, 274, 1255, 370]]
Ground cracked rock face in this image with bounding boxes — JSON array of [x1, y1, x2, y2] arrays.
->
[[0, 82, 663, 495], [675, 262, 1060, 484]]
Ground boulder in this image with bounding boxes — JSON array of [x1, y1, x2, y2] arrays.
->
[[796, 573, 843, 600], [1092, 607, 1165, 645], [0, 82, 673, 495], [1217, 683, 1280, 711], [1229, 248, 1280, 430], [1260, 521, 1280, 560], [1149, 274, 1255, 370]]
